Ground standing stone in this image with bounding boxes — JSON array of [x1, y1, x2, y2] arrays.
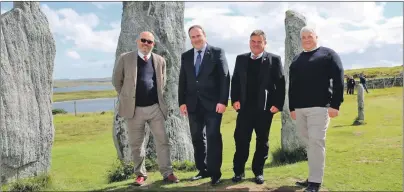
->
[[1, 2, 55, 183], [112, 2, 194, 163], [354, 84, 365, 125], [281, 10, 307, 153]]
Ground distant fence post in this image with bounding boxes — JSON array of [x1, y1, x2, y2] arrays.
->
[[113, 99, 116, 110], [74, 101, 77, 116]]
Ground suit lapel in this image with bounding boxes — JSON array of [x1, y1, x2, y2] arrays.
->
[[151, 53, 162, 89], [132, 51, 138, 85], [240, 53, 249, 99]]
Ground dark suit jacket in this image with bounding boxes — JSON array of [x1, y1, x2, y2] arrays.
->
[[178, 44, 230, 112], [231, 51, 285, 112]]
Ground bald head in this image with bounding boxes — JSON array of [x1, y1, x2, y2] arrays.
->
[[139, 31, 155, 41], [137, 31, 155, 54]]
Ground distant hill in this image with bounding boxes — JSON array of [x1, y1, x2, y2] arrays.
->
[[345, 65, 402, 79]]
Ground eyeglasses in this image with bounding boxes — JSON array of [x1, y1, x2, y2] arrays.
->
[[140, 38, 154, 44]]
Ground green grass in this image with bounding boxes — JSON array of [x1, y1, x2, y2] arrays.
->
[[2, 87, 402, 191], [345, 65, 402, 79], [53, 90, 117, 102]]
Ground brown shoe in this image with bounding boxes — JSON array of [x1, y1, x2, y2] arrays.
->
[[164, 173, 179, 183]]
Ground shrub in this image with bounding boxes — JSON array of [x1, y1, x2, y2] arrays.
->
[[52, 108, 67, 115], [9, 174, 51, 192], [107, 160, 134, 183], [270, 147, 307, 167], [145, 158, 158, 171], [172, 160, 196, 172]]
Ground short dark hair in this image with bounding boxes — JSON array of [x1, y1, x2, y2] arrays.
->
[[188, 25, 206, 36], [250, 29, 266, 40]]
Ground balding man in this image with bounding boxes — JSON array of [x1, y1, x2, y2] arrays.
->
[[112, 31, 179, 186], [289, 26, 344, 192]]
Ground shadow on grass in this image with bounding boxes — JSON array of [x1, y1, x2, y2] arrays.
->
[[272, 185, 304, 192], [93, 180, 304, 192], [352, 117, 366, 126], [332, 124, 352, 128]]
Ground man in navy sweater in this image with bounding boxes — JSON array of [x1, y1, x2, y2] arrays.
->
[[289, 26, 344, 192]]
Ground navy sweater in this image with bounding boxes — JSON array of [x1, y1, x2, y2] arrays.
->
[[289, 46, 344, 111], [135, 56, 158, 107]]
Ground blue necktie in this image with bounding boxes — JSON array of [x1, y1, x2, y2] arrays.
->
[[195, 50, 202, 75]]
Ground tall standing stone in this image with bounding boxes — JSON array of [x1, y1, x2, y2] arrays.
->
[[354, 84, 365, 125], [281, 10, 306, 153], [1, 2, 55, 183], [112, 2, 194, 163]]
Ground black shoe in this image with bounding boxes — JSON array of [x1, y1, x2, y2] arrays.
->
[[296, 179, 308, 187], [304, 182, 321, 192], [254, 175, 264, 184], [191, 171, 209, 181], [231, 173, 245, 183], [211, 176, 221, 186]]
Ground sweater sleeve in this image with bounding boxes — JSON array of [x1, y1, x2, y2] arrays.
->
[[329, 49, 344, 110], [288, 63, 296, 112]]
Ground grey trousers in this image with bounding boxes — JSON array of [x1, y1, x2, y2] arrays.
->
[[126, 103, 173, 178], [295, 107, 330, 183]]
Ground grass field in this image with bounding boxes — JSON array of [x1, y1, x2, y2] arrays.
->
[[3, 87, 402, 191], [53, 90, 117, 102]]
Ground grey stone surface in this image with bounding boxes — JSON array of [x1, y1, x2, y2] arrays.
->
[[112, 2, 194, 163], [281, 10, 307, 152], [357, 84, 365, 121], [0, 2, 55, 184]]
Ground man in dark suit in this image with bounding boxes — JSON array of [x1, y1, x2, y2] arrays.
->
[[178, 25, 230, 185], [230, 29, 285, 184]]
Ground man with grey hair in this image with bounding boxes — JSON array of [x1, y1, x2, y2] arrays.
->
[[289, 26, 344, 192], [231, 29, 285, 184], [112, 31, 179, 186]]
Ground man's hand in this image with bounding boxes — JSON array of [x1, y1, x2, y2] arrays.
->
[[270, 106, 279, 113], [233, 101, 240, 111], [180, 104, 188, 116], [216, 103, 226, 114], [290, 111, 296, 120], [328, 107, 339, 118]]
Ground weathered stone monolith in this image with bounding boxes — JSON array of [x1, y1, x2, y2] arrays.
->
[[281, 10, 307, 154], [1, 2, 56, 183]]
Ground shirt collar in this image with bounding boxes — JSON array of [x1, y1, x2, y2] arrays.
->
[[138, 50, 152, 61], [250, 51, 264, 59], [303, 45, 320, 52], [194, 43, 207, 54]]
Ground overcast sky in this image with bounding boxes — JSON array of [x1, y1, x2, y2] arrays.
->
[[1, 2, 402, 79]]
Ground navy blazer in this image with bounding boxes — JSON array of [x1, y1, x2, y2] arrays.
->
[[178, 44, 230, 112]]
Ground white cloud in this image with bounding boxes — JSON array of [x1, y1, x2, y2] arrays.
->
[[91, 2, 120, 9], [184, 2, 402, 71], [40, 4, 120, 53], [66, 50, 80, 59], [1, 9, 7, 14]]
